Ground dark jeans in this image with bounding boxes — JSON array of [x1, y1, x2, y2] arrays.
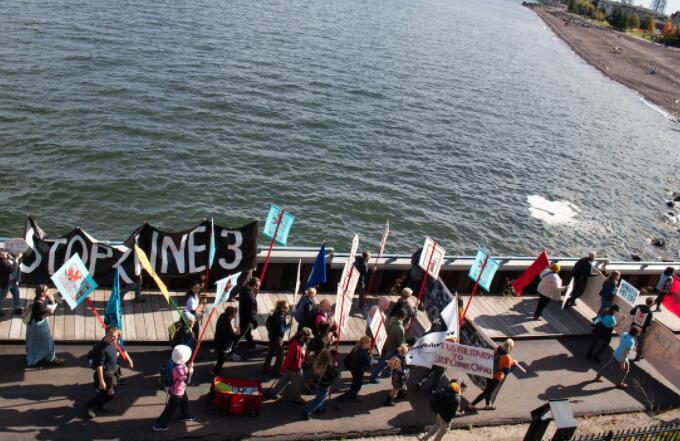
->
[[86, 374, 116, 410], [534, 295, 552, 318], [634, 330, 646, 359], [570, 278, 587, 301], [264, 338, 284, 372], [212, 344, 233, 375], [471, 378, 499, 407], [240, 323, 255, 347], [655, 291, 667, 310], [339, 372, 364, 401], [369, 348, 395, 381], [586, 336, 611, 358], [417, 365, 445, 392], [156, 392, 190, 427]]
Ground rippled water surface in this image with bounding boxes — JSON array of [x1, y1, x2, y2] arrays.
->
[[1, 0, 679, 258]]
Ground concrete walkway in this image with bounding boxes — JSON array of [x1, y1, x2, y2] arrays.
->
[[0, 337, 677, 441]]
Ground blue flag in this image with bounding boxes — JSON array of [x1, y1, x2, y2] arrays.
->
[[208, 218, 216, 269], [305, 243, 327, 290], [104, 268, 124, 346]]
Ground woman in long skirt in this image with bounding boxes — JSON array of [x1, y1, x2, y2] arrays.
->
[[26, 285, 63, 367]]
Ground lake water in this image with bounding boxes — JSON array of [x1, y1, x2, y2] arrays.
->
[[1, 0, 678, 259]]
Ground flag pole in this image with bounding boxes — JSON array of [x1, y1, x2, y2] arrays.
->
[[407, 243, 437, 334], [461, 255, 489, 323], [260, 209, 284, 287], [189, 306, 217, 368], [190, 219, 217, 369], [85, 297, 130, 366]]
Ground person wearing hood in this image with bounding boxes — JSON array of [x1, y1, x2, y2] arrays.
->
[[533, 263, 568, 320], [153, 345, 196, 431]]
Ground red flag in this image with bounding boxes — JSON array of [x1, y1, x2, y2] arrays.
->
[[512, 250, 549, 296], [662, 275, 680, 318]]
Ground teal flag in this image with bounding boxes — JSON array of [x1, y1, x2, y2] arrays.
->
[[208, 217, 216, 269], [104, 268, 124, 346], [263, 204, 295, 246]]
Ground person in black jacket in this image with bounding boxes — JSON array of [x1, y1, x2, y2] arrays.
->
[[630, 297, 654, 361], [337, 336, 373, 405], [354, 251, 371, 309], [263, 300, 289, 376], [238, 277, 260, 349], [210, 306, 239, 376], [585, 305, 620, 363], [389, 288, 415, 329], [566, 252, 597, 307], [302, 349, 339, 420], [422, 381, 467, 441]]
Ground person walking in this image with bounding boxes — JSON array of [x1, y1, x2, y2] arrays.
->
[[384, 343, 410, 406], [184, 280, 206, 337], [534, 263, 567, 320], [172, 311, 198, 351], [629, 298, 654, 361], [421, 381, 468, 441], [263, 300, 288, 376], [597, 271, 620, 316], [415, 322, 450, 393], [585, 305, 620, 363], [25, 285, 63, 367], [594, 326, 640, 390], [238, 277, 260, 349], [337, 336, 373, 404], [294, 288, 318, 330], [369, 309, 406, 383], [469, 339, 518, 411], [210, 306, 240, 376], [153, 345, 196, 431], [389, 288, 414, 329], [354, 251, 371, 310], [302, 349, 339, 420], [566, 252, 597, 307], [0, 251, 22, 316], [85, 326, 131, 418], [654, 267, 675, 312], [268, 327, 313, 404], [309, 299, 336, 360]]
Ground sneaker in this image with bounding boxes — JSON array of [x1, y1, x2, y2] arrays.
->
[[84, 408, 96, 419], [301, 413, 311, 421], [228, 353, 242, 362], [181, 416, 197, 422], [14, 308, 22, 315], [152, 425, 168, 432], [385, 400, 396, 407]]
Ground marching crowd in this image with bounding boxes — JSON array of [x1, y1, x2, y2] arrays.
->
[[0, 248, 675, 438]]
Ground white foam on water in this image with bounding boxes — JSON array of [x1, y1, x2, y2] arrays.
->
[[639, 96, 675, 121], [527, 195, 580, 225]]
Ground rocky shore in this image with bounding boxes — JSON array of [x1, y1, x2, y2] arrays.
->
[[526, 3, 680, 121]]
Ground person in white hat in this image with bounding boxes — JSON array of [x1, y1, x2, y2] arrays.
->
[[153, 345, 196, 431]]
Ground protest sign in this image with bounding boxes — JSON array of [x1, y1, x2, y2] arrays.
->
[[335, 267, 359, 335], [212, 272, 242, 309], [440, 295, 459, 338], [419, 237, 446, 279], [263, 204, 295, 246], [468, 248, 499, 292], [433, 342, 495, 379], [617, 280, 640, 306], [406, 331, 447, 369], [51, 254, 97, 310], [369, 310, 387, 354]]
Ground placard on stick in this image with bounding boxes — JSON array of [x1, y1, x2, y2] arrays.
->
[[617, 280, 640, 306], [468, 248, 500, 292], [419, 237, 446, 278], [433, 342, 495, 379], [263, 204, 295, 246], [369, 311, 387, 354], [335, 267, 359, 335], [51, 254, 97, 310]]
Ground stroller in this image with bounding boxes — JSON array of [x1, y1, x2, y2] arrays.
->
[[207, 376, 263, 416]]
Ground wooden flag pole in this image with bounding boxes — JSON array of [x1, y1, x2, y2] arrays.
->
[[260, 209, 284, 287], [407, 243, 437, 334], [461, 255, 489, 323], [189, 306, 217, 367], [85, 297, 130, 366]]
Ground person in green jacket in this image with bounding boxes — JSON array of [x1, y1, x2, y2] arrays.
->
[[369, 309, 405, 383]]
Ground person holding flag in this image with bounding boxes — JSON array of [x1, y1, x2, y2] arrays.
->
[[210, 306, 240, 376], [104, 269, 129, 384], [184, 280, 207, 338], [25, 285, 64, 367], [238, 277, 260, 350]]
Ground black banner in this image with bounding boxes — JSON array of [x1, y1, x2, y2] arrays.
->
[[20, 217, 258, 285]]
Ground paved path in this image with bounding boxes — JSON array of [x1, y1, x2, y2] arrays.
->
[[0, 338, 677, 441]]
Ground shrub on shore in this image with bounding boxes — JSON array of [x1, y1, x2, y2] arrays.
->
[[658, 19, 680, 45]]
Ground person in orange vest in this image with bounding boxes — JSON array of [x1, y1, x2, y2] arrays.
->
[[468, 339, 519, 411]]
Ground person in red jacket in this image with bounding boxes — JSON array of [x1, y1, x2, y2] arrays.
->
[[267, 327, 313, 404]]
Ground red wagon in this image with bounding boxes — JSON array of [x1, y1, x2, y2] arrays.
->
[[207, 376, 263, 416]]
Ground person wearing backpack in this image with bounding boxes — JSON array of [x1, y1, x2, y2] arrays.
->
[[389, 288, 414, 329], [25, 284, 63, 367], [294, 288, 318, 330], [302, 349, 340, 420], [85, 326, 129, 419], [210, 306, 240, 377], [172, 311, 197, 351], [585, 305, 620, 363], [263, 301, 288, 376], [422, 381, 467, 441], [153, 345, 196, 431], [337, 336, 372, 405]]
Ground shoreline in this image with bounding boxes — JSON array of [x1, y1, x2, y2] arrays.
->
[[526, 3, 680, 121]]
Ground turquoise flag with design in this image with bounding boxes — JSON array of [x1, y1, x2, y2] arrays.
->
[[104, 268, 124, 346], [208, 217, 216, 269]]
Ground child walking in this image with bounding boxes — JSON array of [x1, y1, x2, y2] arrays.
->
[[153, 345, 196, 432], [384, 343, 410, 406]]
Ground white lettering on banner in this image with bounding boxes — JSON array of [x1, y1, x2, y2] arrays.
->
[[219, 230, 243, 270], [114, 247, 134, 284], [160, 234, 187, 274], [433, 342, 495, 379], [188, 225, 207, 273], [65, 235, 89, 268], [20, 225, 41, 273], [150, 231, 159, 271], [406, 331, 447, 369], [47, 238, 68, 275], [89, 244, 113, 275]]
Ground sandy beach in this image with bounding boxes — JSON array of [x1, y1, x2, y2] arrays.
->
[[527, 3, 680, 120]]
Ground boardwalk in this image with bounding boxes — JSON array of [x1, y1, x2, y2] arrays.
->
[[1, 286, 677, 343]]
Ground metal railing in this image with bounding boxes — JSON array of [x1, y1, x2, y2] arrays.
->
[[571, 422, 680, 441]]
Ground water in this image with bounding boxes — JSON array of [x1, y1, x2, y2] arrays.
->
[[1, 0, 679, 259]]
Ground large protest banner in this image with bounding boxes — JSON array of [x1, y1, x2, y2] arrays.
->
[[433, 342, 495, 379], [335, 267, 359, 335], [407, 331, 447, 369]]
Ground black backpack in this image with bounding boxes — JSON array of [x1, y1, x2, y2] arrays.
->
[[429, 387, 446, 412], [343, 349, 354, 370]]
